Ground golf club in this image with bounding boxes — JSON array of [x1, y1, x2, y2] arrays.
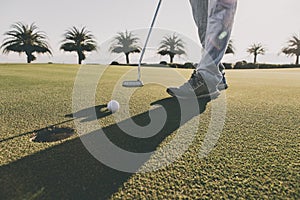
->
[[122, 0, 162, 87]]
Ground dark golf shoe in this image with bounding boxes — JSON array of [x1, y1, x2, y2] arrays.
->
[[166, 71, 220, 99], [218, 72, 229, 91]]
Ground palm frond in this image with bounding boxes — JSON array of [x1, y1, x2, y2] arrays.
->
[[81, 43, 97, 52], [60, 42, 77, 52], [60, 26, 98, 63], [157, 33, 186, 57], [110, 30, 141, 53], [109, 30, 141, 64], [247, 43, 266, 55], [1, 22, 52, 60], [281, 34, 300, 60]]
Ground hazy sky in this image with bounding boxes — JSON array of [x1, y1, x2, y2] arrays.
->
[[0, 0, 299, 64]]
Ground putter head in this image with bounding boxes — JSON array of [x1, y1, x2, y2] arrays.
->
[[122, 80, 144, 87]]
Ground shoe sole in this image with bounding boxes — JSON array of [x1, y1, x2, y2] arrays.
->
[[218, 84, 228, 91]]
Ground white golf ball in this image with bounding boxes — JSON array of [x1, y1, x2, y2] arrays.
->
[[107, 100, 120, 113]]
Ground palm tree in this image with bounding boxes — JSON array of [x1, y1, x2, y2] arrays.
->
[[1, 22, 52, 63], [110, 30, 141, 64], [247, 43, 266, 64], [158, 33, 186, 63], [225, 39, 235, 54], [60, 27, 97, 64], [281, 34, 300, 65]]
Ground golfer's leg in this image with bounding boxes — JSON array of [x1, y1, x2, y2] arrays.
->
[[190, 0, 226, 88], [189, 0, 209, 47], [197, 0, 237, 88]]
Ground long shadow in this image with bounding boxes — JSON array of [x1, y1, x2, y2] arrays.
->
[[0, 104, 109, 143], [0, 97, 210, 199]]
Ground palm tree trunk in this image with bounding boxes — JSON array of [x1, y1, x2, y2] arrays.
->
[[77, 52, 82, 64], [125, 53, 130, 64], [296, 55, 299, 65], [170, 55, 174, 63], [254, 54, 257, 64], [26, 52, 31, 63]]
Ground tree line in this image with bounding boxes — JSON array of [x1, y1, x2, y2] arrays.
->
[[1, 22, 299, 65]]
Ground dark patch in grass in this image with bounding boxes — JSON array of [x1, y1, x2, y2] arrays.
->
[[0, 119, 74, 143], [30, 126, 75, 143]]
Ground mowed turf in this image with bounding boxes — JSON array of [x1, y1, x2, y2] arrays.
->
[[0, 64, 299, 199]]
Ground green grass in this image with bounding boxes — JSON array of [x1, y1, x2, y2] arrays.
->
[[0, 64, 299, 199]]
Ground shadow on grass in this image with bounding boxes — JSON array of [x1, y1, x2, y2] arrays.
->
[[0, 97, 210, 199], [65, 104, 111, 122], [0, 105, 109, 143], [0, 119, 74, 143]]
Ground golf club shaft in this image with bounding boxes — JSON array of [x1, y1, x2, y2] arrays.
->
[[138, 0, 162, 81]]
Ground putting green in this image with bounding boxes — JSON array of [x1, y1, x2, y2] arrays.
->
[[0, 64, 299, 199]]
